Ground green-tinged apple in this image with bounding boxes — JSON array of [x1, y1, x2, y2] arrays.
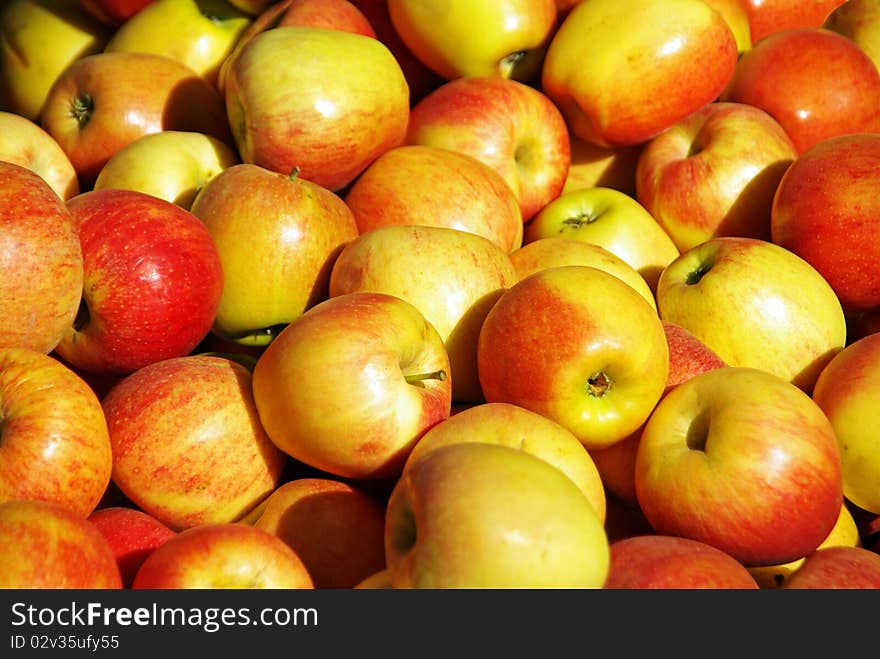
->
[[812, 332, 880, 514], [721, 27, 880, 154], [635, 366, 843, 567], [477, 265, 669, 450], [252, 292, 453, 480], [88, 506, 177, 588], [541, 0, 738, 148], [770, 133, 880, 315], [784, 545, 880, 589], [741, 0, 847, 43], [328, 224, 518, 403], [524, 186, 680, 292], [93, 131, 240, 210], [635, 101, 798, 252], [386, 442, 609, 588], [0, 111, 80, 201], [656, 236, 847, 393], [132, 522, 314, 589], [0, 348, 111, 516], [224, 26, 409, 192], [344, 145, 524, 254], [403, 401, 607, 523], [249, 478, 387, 589], [79, 0, 155, 27], [406, 76, 570, 222], [104, 0, 252, 89], [102, 354, 288, 531], [509, 237, 656, 311], [824, 0, 880, 72], [0, 499, 122, 589], [0, 0, 111, 121], [703, 0, 752, 54], [190, 163, 359, 347], [562, 137, 642, 197], [387, 0, 558, 83], [605, 535, 760, 589], [40, 51, 233, 188], [0, 162, 83, 355], [54, 189, 223, 375]]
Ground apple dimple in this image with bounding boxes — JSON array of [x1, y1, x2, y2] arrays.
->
[[70, 92, 94, 128], [586, 371, 612, 398], [685, 407, 711, 451], [685, 260, 712, 285]]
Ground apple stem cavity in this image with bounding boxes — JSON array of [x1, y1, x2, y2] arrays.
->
[[72, 298, 90, 332], [686, 261, 713, 285], [404, 369, 447, 386], [686, 408, 711, 452], [562, 212, 599, 229], [586, 371, 612, 397], [499, 51, 527, 78], [70, 93, 94, 128]]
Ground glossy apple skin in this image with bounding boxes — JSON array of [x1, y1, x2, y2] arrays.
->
[[770, 133, 880, 315], [722, 27, 880, 155], [0, 162, 83, 355], [635, 366, 843, 567], [102, 355, 288, 531], [741, 0, 847, 43], [605, 535, 760, 589], [542, 0, 738, 148], [477, 265, 669, 451], [0, 348, 112, 516], [703, 0, 752, 54], [636, 101, 798, 252], [784, 545, 880, 589], [0, 499, 122, 589], [79, 0, 155, 26], [824, 0, 880, 72], [132, 523, 314, 589]]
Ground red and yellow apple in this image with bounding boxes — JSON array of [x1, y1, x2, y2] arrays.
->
[[741, 0, 847, 43], [783, 545, 880, 589]]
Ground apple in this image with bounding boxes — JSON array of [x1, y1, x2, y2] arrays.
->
[[721, 27, 880, 154], [635, 366, 843, 567], [132, 522, 314, 589], [387, 0, 559, 83], [0, 348, 112, 516], [604, 534, 760, 589], [190, 163, 359, 347], [39, 51, 233, 188], [783, 545, 880, 589], [251, 291, 453, 481], [87, 505, 177, 588], [403, 401, 607, 524], [328, 224, 518, 403], [93, 130, 241, 210], [53, 189, 224, 375], [0, 0, 111, 121], [405, 76, 571, 222], [703, 0, 753, 54], [541, 0, 738, 148], [635, 101, 798, 253], [477, 265, 670, 451], [0, 162, 83, 355], [655, 236, 848, 394], [79, 0, 155, 26], [223, 25, 409, 192], [812, 331, 880, 515], [344, 144, 524, 254], [824, 0, 880, 72], [354, 568, 392, 589], [102, 354, 288, 531], [0, 111, 80, 201], [562, 137, 642, 197], [523, 186, 680, 292], [385, 442, 610, 588], [0, 498, 122, 589], [770, 132, 880, 316], [249, 477, 387, 589], [741, 0, 848, 43]]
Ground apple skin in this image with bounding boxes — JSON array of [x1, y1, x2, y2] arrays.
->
[[87, 506, 177, 588], [721, 27, 880, 155], [224, 26, 409, 193], [0, 498, 122, 589], [562, 138, 642, 197], [605, 534, 760, 589], [783, 545, 880, 589], [405, 75, 571, 222], [541, 0, 738, 148], [328, 224, 518, 403], [0, 162, 83, 355], [770, 133, 880, 316], [344, 144, 524, 254], [251, 291, 453, 481], [477, 265, 670, 451], [101, 354, 288, 531], [741, 0, 847, 43], [0, 348, 112, 516], [385, 442, 610, 588], [131, 522, 314, 589], [79, 0, 155, 26], [635, 366, 843, 567], [655, 236, 847, 394], [703, 0, 752, 54], [190, 163, 359, 347], [824, 0, 880, 72], [250, 478, 387, 589], [54, 189, 224, 375], [635, 101, 798, 253]]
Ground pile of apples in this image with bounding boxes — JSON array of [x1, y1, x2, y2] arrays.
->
[[3, 0, 880, 590]]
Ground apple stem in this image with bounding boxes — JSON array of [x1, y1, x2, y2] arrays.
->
[[686, 261, 712, 285], [562, 213, 597, 229], [70, 93, 94, 128], [404, 369, 447, 385], [499, 50, 527, 78], [289, 166, 300, 182], [586, 371, 612, 397]]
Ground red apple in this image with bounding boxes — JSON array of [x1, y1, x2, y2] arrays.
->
[[79, 0, 156, 27], [784, 545, 880, 589], [741, 0, 847, 43]]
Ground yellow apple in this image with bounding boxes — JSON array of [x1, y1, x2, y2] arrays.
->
[[824, 0, 880, 72], [703, 0, 752, 55], [562, 137, 642, 196]]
